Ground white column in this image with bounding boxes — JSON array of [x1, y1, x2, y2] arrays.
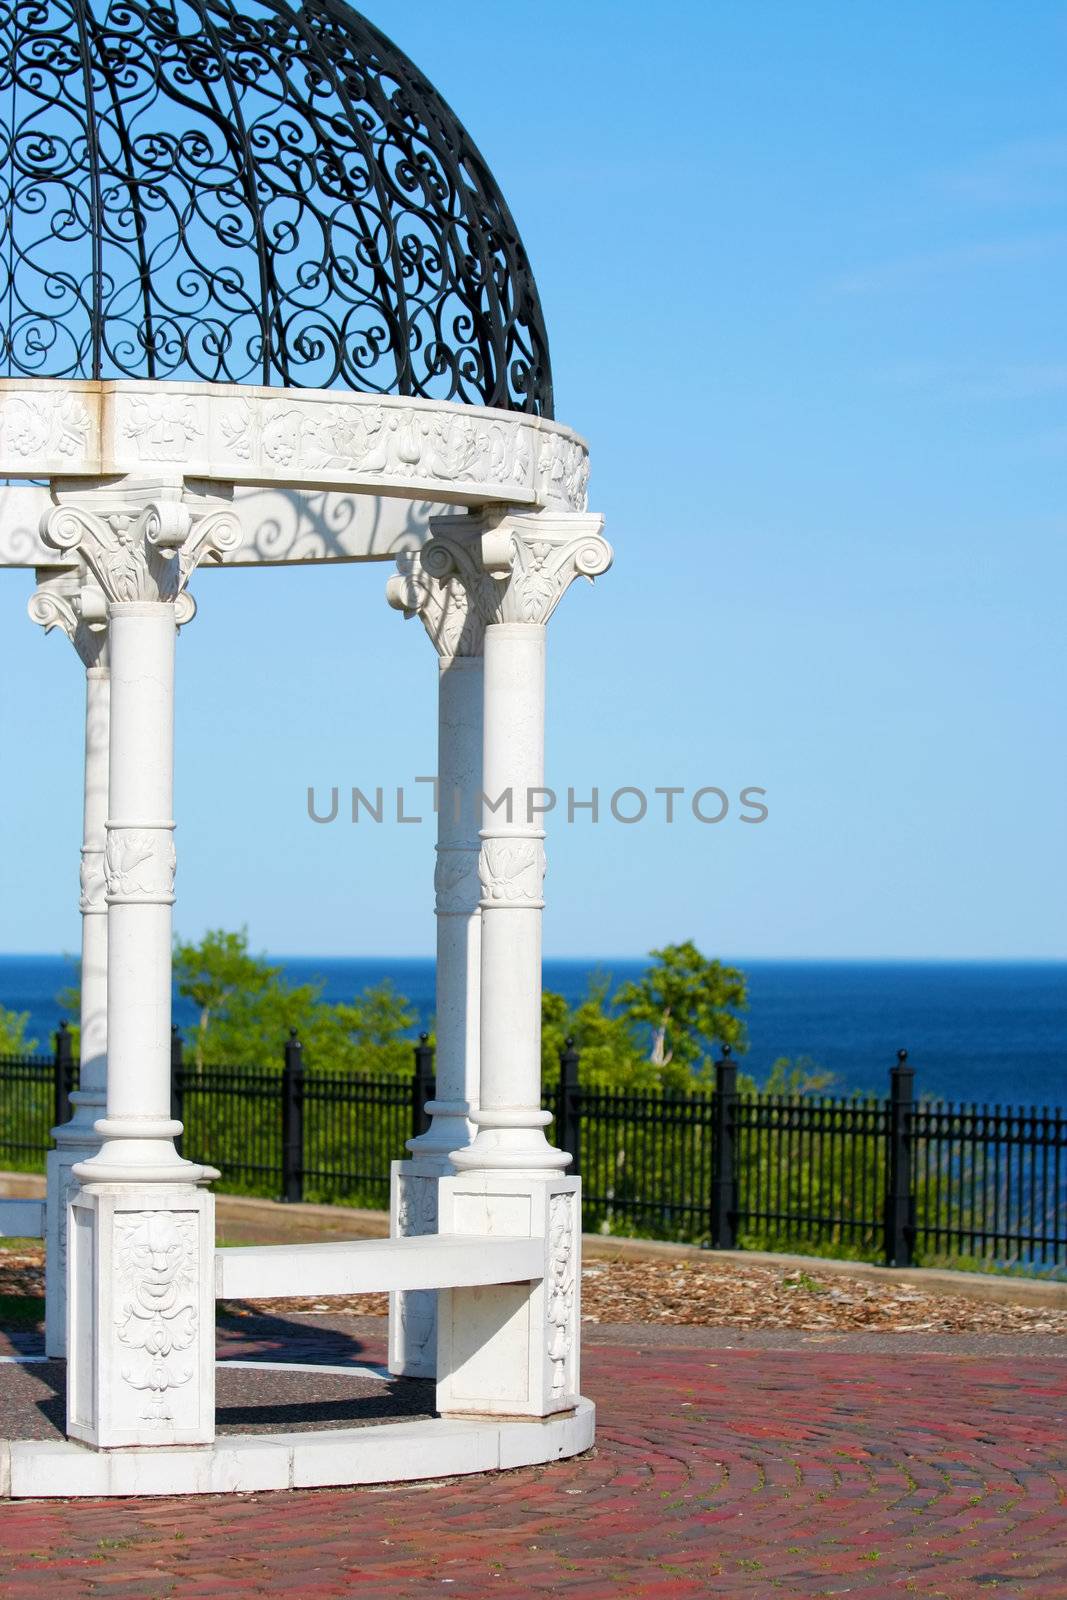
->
[[28, 570, 110, 1358], [429, 510, 612, 1420], [41, 479, 240, 1449], [385, 536, 485, 1376]]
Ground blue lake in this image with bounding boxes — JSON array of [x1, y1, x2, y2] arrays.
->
[[1, 955, 1063, 1108]]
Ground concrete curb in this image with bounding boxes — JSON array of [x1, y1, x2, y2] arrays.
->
[[3, 1170, 1064, 1309]]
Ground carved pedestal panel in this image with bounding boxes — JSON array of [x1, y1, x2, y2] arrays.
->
[[67, 1185, 214, 1449], [435, 1173, 580, 1419]]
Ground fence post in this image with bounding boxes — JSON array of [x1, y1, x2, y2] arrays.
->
[[710, 1043, 738, 1249], [53, 1020, 74, 1129], [558, 1036, 581, 1175], [170, 1026, 184, 1157], [411, 1033, 435, 1142], [282, 1028, 305, 1203], [885, 1047, 915, 1268]]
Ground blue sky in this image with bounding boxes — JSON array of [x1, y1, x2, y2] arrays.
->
[[2, 0, 1065, 960]]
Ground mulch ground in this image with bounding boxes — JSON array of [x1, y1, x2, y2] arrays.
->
[[5, 1243, 1064, 1337]]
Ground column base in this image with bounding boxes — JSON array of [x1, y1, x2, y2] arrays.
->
[[73, 1125, 218, 1187], [66, 1184, 215, 1449], [388, 1161, 440, 1379], [436, 1172, 580, 1419]]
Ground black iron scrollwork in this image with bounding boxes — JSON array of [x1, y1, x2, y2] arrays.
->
[[0, 0, 552, 413]]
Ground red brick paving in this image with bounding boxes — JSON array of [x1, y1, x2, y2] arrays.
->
[[1, 1327, 1065, 1599]]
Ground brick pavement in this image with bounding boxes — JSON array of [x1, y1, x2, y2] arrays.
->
[[0, 1317, 1065, 1599]]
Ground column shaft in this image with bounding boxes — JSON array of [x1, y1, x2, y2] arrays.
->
[[454, 623, 564, 1172], [90, 603, 180, 1166], [417, 654, 483, 1160], [44, 662, 109, 1356]]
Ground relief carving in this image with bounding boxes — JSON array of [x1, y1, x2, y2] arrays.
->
[[478, 838, 545, 905], [105, 828, 176, 903], [547, 1192, 576, 1398], [114, 1210, 199, 1428]]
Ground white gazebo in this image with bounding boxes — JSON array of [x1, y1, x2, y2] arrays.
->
[[0, 0, 609, 1497]]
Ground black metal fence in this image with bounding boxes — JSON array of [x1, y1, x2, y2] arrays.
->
[[1, 1030, 1064, 1276]]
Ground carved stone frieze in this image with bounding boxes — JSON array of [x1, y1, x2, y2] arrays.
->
[[79, 846, 107, 914], [0, 390, 94, 465], [478, 838, 546, 906], [0, 381, 589, 512], [104, 827, 177, 905], [434, 846, 482, 915]]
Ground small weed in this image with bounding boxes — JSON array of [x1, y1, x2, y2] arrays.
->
[[782, 1271, 826, 1294]]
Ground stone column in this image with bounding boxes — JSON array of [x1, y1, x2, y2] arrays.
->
[[429, 510, 611, 1419], [385, 530, 486, 1377], [40, 478, 240, 1449], [28, 568, 110, 1359]]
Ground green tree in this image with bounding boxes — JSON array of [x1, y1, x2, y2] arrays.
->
[[331, 981, 417, 1075], [173, 928, 280, 1070], [541, 977, 652, 1089], [615, 940, 747, 1077], [0, 1006, 37, 1055]]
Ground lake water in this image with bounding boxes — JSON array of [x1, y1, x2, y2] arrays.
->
[[1, 954, 1063, 1108]]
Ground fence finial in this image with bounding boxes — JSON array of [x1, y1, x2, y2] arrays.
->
[[897, 1047, 908, 1065], [721, 1041, 731, 1058]]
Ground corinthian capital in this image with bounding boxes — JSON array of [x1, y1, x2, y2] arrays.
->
[[39, 481, 241, 612], [478, 511, 611, 626], [28, 566, 109, 669], [385, 523, 496, 657]]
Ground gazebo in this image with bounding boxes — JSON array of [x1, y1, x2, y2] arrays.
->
[[0, 0, 609, 1496]]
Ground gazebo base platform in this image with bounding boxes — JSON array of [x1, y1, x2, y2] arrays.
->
[[0, 1354, 594, 1497]]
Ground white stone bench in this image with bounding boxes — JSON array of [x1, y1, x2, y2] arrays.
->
[[215, 1233, 544, 1301]]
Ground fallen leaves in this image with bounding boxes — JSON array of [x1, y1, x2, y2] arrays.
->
[[3, 1244, 1063, 1337]]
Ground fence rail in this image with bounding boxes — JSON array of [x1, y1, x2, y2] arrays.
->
[[1, 1030, 1063, 1276]]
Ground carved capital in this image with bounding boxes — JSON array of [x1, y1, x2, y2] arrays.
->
[[478, 835, 546, 908], [386, 534, 495, 658], [28, 567, 109, 669], [104, 824, 176, 905], [478, 512, 611, 627], [40, 485, 241, 611]]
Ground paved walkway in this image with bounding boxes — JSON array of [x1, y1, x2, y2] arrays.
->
[[1, 1317, 1065, 1599]]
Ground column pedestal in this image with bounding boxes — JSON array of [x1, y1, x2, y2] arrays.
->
[[67, 1185, 214, 1448], [436, 1172, 580, 1418]]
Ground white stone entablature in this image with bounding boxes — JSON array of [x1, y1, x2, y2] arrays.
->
[[0, 379, 588, 511]]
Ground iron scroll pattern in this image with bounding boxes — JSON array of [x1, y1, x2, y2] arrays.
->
[[0, 0, 552, 412]]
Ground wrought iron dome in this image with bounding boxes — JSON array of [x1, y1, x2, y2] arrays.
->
[[0, 0, 553, 413]]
